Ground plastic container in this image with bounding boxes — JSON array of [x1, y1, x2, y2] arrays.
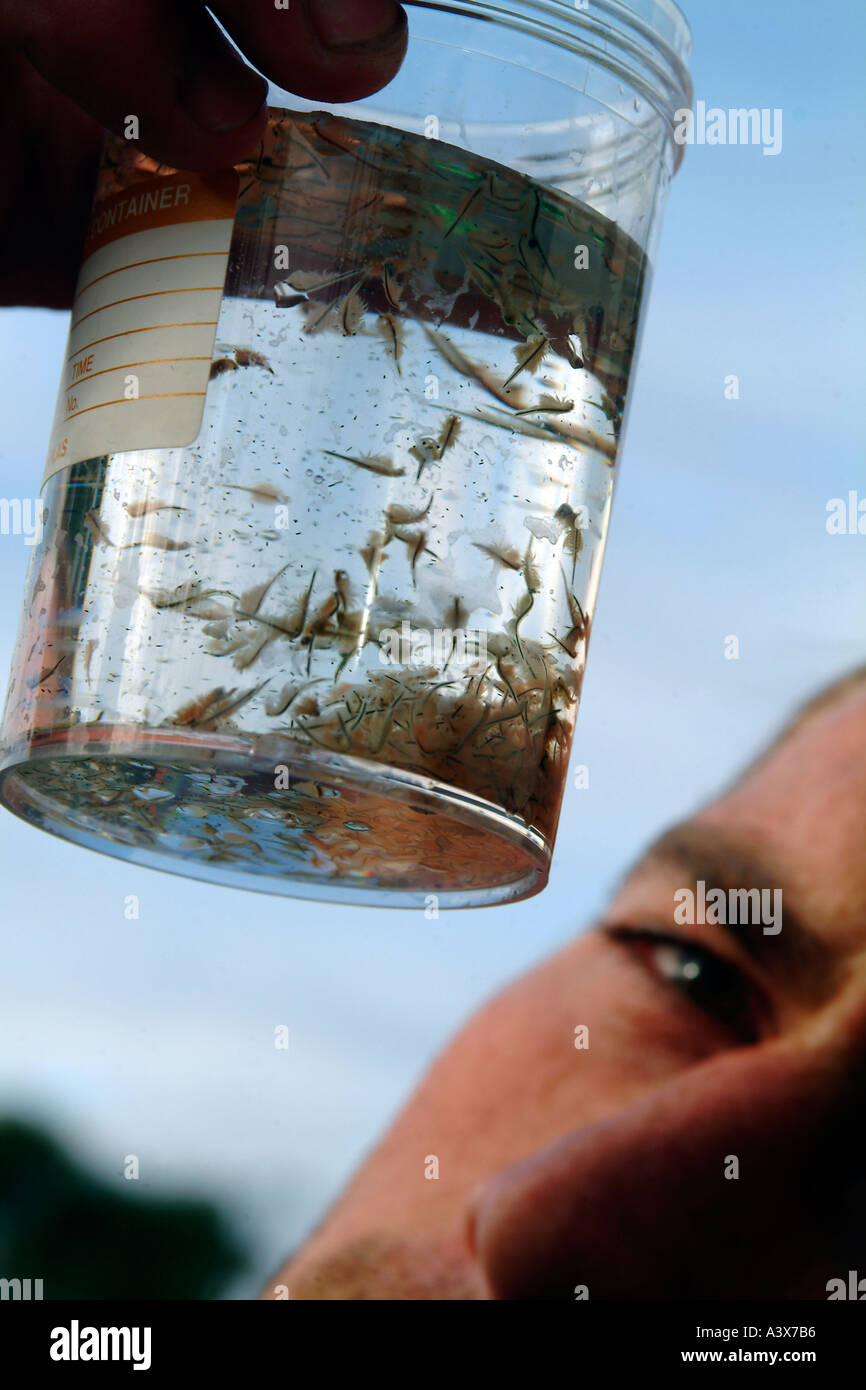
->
[[0, 0, 692, 908]]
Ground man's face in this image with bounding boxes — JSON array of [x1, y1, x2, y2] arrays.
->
[[272, 685, 866, 1299]]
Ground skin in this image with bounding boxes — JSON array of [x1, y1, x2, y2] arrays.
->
[[4, 1, 860, 1305], [0, 0, 408, 306], [269, 679, 866, 1298]]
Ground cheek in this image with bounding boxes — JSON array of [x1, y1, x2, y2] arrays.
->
[[522, 940, 739, 1108], [293, 945, 629, 1236], [345, 937, 725, 1218], [281, 936, 739, 1276]]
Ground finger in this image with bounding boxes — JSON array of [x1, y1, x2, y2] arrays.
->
[[210, 0, 408, 103], [0, 0, 408, 307], [6, 0, 268, 172], [0, 50, 103, 307], [8, 0, 408, 173], [469, 1024, 866, 1300]]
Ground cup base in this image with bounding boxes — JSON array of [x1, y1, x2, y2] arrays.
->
[[0, 725, 549, 910]]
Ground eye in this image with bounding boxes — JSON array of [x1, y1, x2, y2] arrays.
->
[[607, 927, 762, 1044]]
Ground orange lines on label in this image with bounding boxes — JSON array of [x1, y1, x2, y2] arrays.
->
[[63, 392, 206, 421], [66, 323, 218, 362], [77, 250, 228, 298], [72, 286, 224, 330], [64, 356, 212, 390]]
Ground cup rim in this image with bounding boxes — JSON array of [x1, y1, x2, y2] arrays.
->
[[405, 0, 694, 172]]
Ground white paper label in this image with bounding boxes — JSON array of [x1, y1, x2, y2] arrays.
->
[[44, 169, 238, 483]]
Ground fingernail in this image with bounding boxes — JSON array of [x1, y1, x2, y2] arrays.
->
[[307, 0, 406, 50], [180, 62, 268, 136]]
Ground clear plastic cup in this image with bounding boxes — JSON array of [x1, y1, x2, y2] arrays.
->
[[0, 1, 692, 907]]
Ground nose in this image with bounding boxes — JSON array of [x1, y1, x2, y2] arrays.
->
[[468, 996, 866, 1299]]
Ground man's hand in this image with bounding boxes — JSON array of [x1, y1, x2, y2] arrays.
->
[[0, 0, 408, 307]]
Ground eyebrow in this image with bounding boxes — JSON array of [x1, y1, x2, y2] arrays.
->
[[614, 823, 841, 1003]]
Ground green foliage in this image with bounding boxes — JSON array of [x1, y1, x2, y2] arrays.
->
[[0, 1118, 247, 1299]]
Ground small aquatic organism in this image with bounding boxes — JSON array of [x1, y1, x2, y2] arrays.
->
[[386, 497, 432, 527], [382, 261, 404, 310], [377, 314, 405, 370], [205, 681, 270, 725], [510, 590, 535, 660], [285, 268, 361, 294], [408, 531, 427, 586], [83, 511, 114, 547], [239, 562, 291, 617], [359, 531, 389, 584], [29, 654, 67, 688], [125, 499, 188, 518], [408, 416, 460, 481], [442, 596, 470, 631], [224, 483, 289, 504], [302, 591, 340, 644], [335, 570, 353, 613], [522, 540, 541, 595], [209, 358, 238, 379], [557, 567, 588, 656], [341, 283, 366, 335], [421, 323, 529, 409], [514, 396, 575, 417], [234, 348, 274, 373], [539, 412, 617, 459], [273, 284, 307, 309], [409, 435, 440, 478], [442, 182, 484, 239], [172, 689, 226, 726], [204, 633, 253, 660], [210, 347, 274, 377], [186, 599, 233, 621], [472, 541, 522, 571], [265, 682, 301, 718], [502, 334, 550, 391], [437, 414, 461, 456], [302, 297, 341, 334], [83, 638, 97, 684], [128, 532, 193, 551], [142, 582, 236, 612], [556, 503, 584, 584], [278, 572, 318, 640], [172, 682, 268, 728], [86, 512, 193, 550], [324, 450, 405, 477]]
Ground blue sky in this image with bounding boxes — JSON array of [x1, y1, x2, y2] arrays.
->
[[0, 0, 864, 1292]]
